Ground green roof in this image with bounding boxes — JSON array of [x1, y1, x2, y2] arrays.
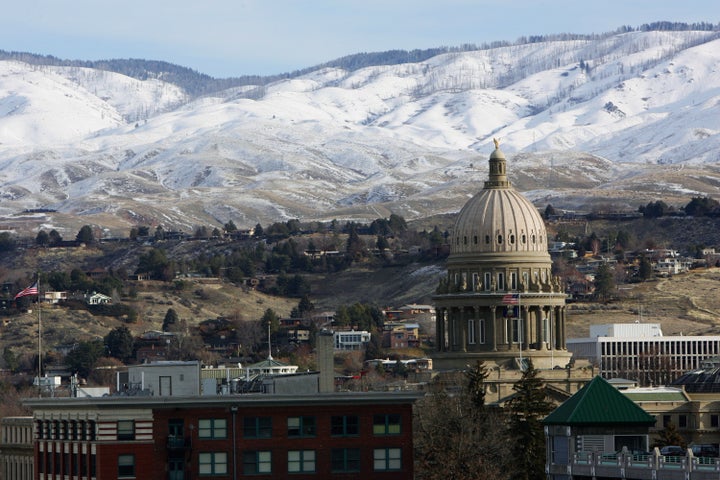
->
[[543, 376, 656, 426]]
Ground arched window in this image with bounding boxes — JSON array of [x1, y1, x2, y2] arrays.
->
[[521, 234, 526, 244], [497, 235, 503, 244], [463, 236, 468, 245], [510, 234, 515, 244], [485, 235, 490, 244], [473, 235, 478, 244]]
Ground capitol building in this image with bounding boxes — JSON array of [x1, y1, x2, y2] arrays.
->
[[433, 141, 574, 372]]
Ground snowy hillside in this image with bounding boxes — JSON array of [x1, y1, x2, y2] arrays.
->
[[1, 29, 720, 234]]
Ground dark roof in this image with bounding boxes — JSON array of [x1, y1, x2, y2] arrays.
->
[[670, 364, 720, 393], [543, 376, 655, 426]]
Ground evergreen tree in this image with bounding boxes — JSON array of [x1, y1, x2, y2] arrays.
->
[[638, 255, 653, 281], [105, 326, 135, 363], [65, 340, 105, 379], [346, 226, 365, 259], [506, 360, 555, 480], [162, 308, 179, 332], [36, 230, 50, 246], [465, 360, 489, 410], [76, 225, 94, 244], [544, 204, 557, 219], [48, 229, 62, 246], [224, 220, 237, 233], [651, 422, 686, 449], [376, 235, 390, 250], [594, 263, 616, 302], [262, 308, 280, 335]]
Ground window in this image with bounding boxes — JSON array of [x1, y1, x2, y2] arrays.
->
[[479, 318, 486, 344], [511, 317, 521, 343], [484, 273, 491, 291], [468, 319, 476, 345], [711, 414, 719, 428], [243, 416, 272, 438], [679, 415, 687, 428], [663, 415, 671, 427], [374, 448, 402, 471], [331, 448, 360, 473], [373, 414, 401, 435], [199, 452, 228, 476], [331, 415, 359, 436], [117, 420, 135, 441], [542, 317, 549, 343], [497, 234, 503, 244], [288, 450, 315, 473], [472, 273, 479, 291], [199, 419, 227, 439], [510, 272, 517, 290], [510, 234, 515, 244], [118, 454, 135, 478], [497, 272, 505, 291], [243, 451, 271, 474], [287, 416, 316, 437]]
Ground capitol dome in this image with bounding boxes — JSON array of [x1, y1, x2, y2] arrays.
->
[[433, 140, 571, 371], [451, 145, 549, 258]]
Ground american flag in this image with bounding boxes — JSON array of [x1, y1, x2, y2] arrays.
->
[[502, 293, 519, 305], [14, 281, 38, 300]]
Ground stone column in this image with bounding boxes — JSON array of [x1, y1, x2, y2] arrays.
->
[[460, 307, 467, 352], [522, 305, 530, 350], [435, 307, 444, 352], [491, 306, 498, 351]]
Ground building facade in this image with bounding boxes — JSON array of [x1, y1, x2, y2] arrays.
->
[[0, 416, 33, 480], [433, 142, 572, 370], [24, 392, 419, 480], [567, 323, 720, 384]]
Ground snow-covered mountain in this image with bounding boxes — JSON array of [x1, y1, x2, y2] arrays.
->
[[1, 29, 720, 235]]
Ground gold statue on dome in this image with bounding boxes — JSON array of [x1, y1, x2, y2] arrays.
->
[[493, 137, 500, 149]]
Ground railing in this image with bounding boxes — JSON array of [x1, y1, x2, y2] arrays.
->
[[549, 448, 720, 480]]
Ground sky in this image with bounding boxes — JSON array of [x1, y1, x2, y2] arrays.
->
[[3, 0, 719, 78]]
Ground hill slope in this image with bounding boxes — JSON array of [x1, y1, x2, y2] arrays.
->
[[1, 29, 720, 234]]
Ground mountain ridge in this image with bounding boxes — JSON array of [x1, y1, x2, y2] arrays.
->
[[1, 27, 720, 236]]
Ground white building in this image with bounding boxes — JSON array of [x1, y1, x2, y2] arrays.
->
[[334, 330, 371, 351], [123, 361, 201, 396], [568, 323, 720, 385]]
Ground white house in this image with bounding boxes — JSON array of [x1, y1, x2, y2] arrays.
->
[[334, 330, 371, 351], [85, 292, 112, 305]]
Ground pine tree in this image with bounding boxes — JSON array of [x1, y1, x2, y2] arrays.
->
[[506, 360, 555, 480]]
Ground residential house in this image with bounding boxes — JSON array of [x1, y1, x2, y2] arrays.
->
[[334, 330, 371, 351], [381, 322, 420, 349], [84, 292, 111, 305], [41, 291, 67, 304]]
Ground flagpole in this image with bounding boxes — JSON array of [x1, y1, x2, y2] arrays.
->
[[37, 273, 42, 397], [518, 293, 523, 366]]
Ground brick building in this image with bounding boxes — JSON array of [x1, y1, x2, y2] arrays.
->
[[24, 392, 420, 479]]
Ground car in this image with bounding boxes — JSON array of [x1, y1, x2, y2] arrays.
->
[[660, 445, 686, 457], [691, 444, 719, 458]]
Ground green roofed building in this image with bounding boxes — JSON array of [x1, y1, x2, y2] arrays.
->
[[544, 376, 656, 480]]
